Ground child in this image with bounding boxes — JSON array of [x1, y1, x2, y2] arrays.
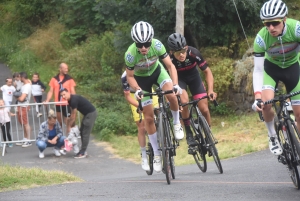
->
[[31, 73, 46, 117], [13, 72, 23, 93], [12, 73, 22, 111], [0, 78, 16, 111], [60, 123, 80, 155], [0, 99, 15, 147]]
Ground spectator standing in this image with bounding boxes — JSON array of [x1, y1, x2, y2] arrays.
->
[[44, 63, 76, 132], [31, 72, 46, 117], [0, 78, 16, 111], [0, 99, 15, 147], [60, 89, 97, 159], [15, 72, 32, 147]]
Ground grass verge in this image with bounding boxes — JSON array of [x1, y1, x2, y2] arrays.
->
[[0, 164, 82, 192], [105, 112, 268, 166]]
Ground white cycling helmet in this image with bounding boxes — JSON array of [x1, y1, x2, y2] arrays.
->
[[260, 0, 288, 20], [131, 21, 154, 43]]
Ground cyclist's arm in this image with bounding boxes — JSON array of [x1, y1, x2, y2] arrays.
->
[[126, 68, 140, 91], [253, 53, 265, 99], [162, 55, 178, 85], [202, 67, 214, 95], [124, 91, 138, 108]]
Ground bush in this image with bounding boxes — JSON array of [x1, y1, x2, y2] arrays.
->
[[93, 108, 137, 137], [209, 58, 234, 99], [210, 102, 234, 116]]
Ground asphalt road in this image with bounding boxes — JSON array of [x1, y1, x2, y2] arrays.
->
[[1, 63, 300, 200]]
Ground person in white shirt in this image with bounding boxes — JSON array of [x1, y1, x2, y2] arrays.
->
[[15, 72, 32, 148], [0, 78, 16, 111], [0, 99, 15, 147]]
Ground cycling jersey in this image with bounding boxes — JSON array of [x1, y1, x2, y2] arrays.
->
[[253, 18, 300, 67], [125, 39, 168, 76], [253, 18, 300, 102], [120, 71, 158, 120], [170, 46, 208, 73], [170, 46, 208, 99]]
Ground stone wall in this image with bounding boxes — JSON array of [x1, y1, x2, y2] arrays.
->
[[227, 48, 254, 114]]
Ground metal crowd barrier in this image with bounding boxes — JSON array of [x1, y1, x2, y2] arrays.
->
[[0, 102, 81, 156]]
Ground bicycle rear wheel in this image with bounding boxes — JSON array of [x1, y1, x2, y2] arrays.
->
[[199, 115, 223, 174], [158, 113, 172, 184], [146, 142, 153, 175], [190, 107, 207, 172]]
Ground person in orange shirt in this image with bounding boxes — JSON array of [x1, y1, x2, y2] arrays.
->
[[44, 63, 76, 132]]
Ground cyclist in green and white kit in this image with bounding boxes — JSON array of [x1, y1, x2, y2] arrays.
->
[[125, 21, 184, 173], [252, 0, 300, 155]]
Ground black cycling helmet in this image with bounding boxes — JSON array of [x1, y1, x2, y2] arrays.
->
[[167, 33, 187, 51]]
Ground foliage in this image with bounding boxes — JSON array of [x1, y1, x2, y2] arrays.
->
[[210, 102, 234, 116], [209, 58, 234, 99], [94, 108, 137, 139], [12, 0, 57, 36]]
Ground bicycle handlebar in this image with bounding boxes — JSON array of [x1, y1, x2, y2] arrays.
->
[[181, 94, 219, 108], [259, 90, 300, 106]]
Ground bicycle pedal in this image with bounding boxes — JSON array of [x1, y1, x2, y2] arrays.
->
[[188, 147, 197, 155], [278, 155, 287, 165]]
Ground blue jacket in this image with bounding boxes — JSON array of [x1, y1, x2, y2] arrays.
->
[[36, 120, 63, 142]]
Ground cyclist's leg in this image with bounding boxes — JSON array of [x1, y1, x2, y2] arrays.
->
[[129, 98, 147, 156], [282, 62, 300, 133], [263, 61, 282, 155], [188, 73, 211, 126], [157, 65, 184, 140]]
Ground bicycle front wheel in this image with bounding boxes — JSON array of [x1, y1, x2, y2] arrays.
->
[[158, 113, 172, 184], [190, 107, 207, 172], [199, 115, 223, 174], [286, 120, 300, 165]]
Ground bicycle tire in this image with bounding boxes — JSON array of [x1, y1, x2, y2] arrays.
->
[[165, 118, 176, 179], [190, 107, 207, 172], [146, 142, 154, 175], [158, 113, 171, 184], [199, 115, 223, 174], [286, 120, 300, 165], [277, 121, 300, 189]]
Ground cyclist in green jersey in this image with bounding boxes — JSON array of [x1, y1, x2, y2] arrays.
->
[[252, 0, 300, 155], [125, 21, 184, 173]]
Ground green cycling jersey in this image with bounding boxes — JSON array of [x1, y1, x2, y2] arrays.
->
[[253, 18, 300, 68], [124, 38, 168, 77]]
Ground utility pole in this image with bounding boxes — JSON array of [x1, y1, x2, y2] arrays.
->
[[176, 0, 184, 35]]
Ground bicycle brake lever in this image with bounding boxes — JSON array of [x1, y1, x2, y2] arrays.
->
[[210, 94, 219, 107]]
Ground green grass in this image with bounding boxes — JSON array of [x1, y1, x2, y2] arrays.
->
[[105, 112, 268, 166], [0, 164, 82, 192]]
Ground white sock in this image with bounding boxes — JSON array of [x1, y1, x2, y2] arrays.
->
[[171, 110, 180, 125], [265, 119, 276, 137], [148, 132, 160, 156], [140, 147, 147, 159]]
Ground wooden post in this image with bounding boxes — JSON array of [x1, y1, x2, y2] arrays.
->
[[176, 0, 184, 35]]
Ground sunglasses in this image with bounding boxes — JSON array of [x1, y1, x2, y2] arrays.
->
[[263, 19, 283, 27], [135, 41, 152, 48], [174, 48, 187, 56]]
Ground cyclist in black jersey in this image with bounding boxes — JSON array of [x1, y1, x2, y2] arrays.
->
[[167, 33, 217, 147]]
